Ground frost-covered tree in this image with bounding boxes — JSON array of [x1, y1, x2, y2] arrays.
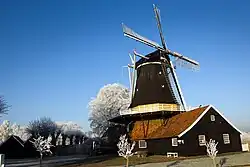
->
[[0, 120, 30, 143], [0, 96, 9, 116], [26, 117, 60, 151], [56, 121, 85, 145], [88, 83, 131, 136], [26, 117, 59, 138], [85, 131, 95, 138], [206, 139, 218, 167], [30, 135, 54, 167], [117, 134, 135, 167], [56, 121, 84, 136], [0, 120, 10, 142], [10, 123, 31, 141]]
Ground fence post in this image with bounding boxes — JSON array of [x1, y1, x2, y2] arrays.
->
[[0, 154, 5, 167]]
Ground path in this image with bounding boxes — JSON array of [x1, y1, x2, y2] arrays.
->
[[137, 152, 250, 167], [5, 155, 88, 167]]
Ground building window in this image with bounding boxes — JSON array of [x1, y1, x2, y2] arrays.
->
[[210, 115, 215, 121], [223, 134, 230, 144], [198, 135, 206, 146], [178, 139, 184, 144], [139, 140, 147, 148], [172, 138, 178, 146]]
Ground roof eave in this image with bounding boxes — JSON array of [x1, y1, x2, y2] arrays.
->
[[177, 105, 242, 138]]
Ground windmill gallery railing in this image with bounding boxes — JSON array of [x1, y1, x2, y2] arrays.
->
[[120, 103, 183, 115], [120, 104, 198, 115]]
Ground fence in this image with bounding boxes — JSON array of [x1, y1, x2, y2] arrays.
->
[[55, 144, 91, 156], [242, 143, 249, 152]]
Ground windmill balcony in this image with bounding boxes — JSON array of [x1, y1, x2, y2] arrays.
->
[[120, 103, 184, 115]]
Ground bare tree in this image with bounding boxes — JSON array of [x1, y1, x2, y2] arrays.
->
[[30, 135, 54, 167], [0, 96, 9, 116], [26, 117, 61, 151], [88, 83, 131, 136], [117, 134, 135, 167], [26, 117, 59, 138], [206, 139, 218, 167]]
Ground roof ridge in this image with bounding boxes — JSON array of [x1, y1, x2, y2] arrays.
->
[[188, 105, 210, 112], [13, 135, 25, 147]]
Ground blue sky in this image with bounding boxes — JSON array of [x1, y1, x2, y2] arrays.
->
[[0, 0, 250, 131]]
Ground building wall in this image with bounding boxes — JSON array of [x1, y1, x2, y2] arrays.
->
[[0, 137, 26, 159], [134, 138, 177, 155], [133, 108, 242, 156], [180, 108, 242, 156]]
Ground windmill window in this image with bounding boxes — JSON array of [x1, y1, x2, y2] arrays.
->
[[136, 88, 139, 92], [198, 135, 206, 146], [210, 115, 215, 121], [162, 85, 165, 88], [223, 134, 230, 144], [159, 71, 162, 75], [172, 138, 178, 146], [139, 140, 147, 148]]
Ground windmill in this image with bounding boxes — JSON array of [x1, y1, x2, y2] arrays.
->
[[123, 50, 149, 99], [122, 4, 200, 112]]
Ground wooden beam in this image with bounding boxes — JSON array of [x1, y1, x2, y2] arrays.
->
[[134, 50, 149, 59]]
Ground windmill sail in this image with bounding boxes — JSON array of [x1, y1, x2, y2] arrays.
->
[[170, 51, 199, 66], [160, 61, 178, 104], [122, 24, 164, 50], [153, 4, 167, 49], [168, 61, 187, 111]]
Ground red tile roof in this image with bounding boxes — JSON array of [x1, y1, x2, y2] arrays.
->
[[131, 105, 209, 140]]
